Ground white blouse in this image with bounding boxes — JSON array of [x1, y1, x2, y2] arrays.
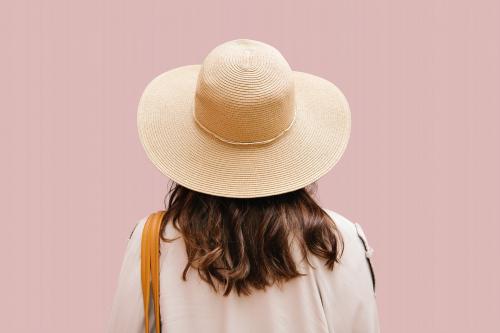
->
[[107, 209, 380, 333]]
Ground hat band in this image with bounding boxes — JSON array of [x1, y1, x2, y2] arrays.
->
[[192, 106, 297, 146]]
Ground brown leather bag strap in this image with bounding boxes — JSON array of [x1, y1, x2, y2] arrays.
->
[[140, 215, 152, 332], [141, 211, 166, 332]]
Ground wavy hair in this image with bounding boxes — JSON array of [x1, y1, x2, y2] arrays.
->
[[159, 181, 344, 296]]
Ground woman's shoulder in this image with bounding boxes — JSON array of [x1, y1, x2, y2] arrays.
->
[[320, 207, 376, 292], [314, 208, 380, 331], [322, 208, 365, 244], [128, 215, 149, 241], [322, 207, 374, 258], [128, 213, 182, 244]]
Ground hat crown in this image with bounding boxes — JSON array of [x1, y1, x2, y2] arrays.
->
[[194, 39, 296, 144]]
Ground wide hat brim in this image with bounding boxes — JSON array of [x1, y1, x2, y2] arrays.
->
[[137, 64, 351, 198]]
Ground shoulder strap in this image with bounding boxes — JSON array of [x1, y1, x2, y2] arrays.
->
[[141, 211, 166, 333], [354, 222, 376, 294]]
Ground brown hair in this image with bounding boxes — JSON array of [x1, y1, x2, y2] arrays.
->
[[159, 181, 344, 296]]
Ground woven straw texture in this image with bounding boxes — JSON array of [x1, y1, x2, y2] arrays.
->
[[137, 39, 351, 198]]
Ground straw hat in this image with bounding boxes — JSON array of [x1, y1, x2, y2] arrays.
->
[[137, 39, 351, 198]]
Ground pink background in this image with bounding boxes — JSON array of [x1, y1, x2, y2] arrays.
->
[[1, 0, 499, 332]]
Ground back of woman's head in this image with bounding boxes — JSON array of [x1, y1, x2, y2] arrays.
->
[[160, 181, 344, 297]]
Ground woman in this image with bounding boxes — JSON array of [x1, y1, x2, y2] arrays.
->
[[108, 39, 380, 333]]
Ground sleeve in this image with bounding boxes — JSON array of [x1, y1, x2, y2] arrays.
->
[[317, 212, 381, 333], [107, 217, 157, 333]]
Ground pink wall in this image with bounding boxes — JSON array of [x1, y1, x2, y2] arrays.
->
[[1, 0, 499, 331]]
